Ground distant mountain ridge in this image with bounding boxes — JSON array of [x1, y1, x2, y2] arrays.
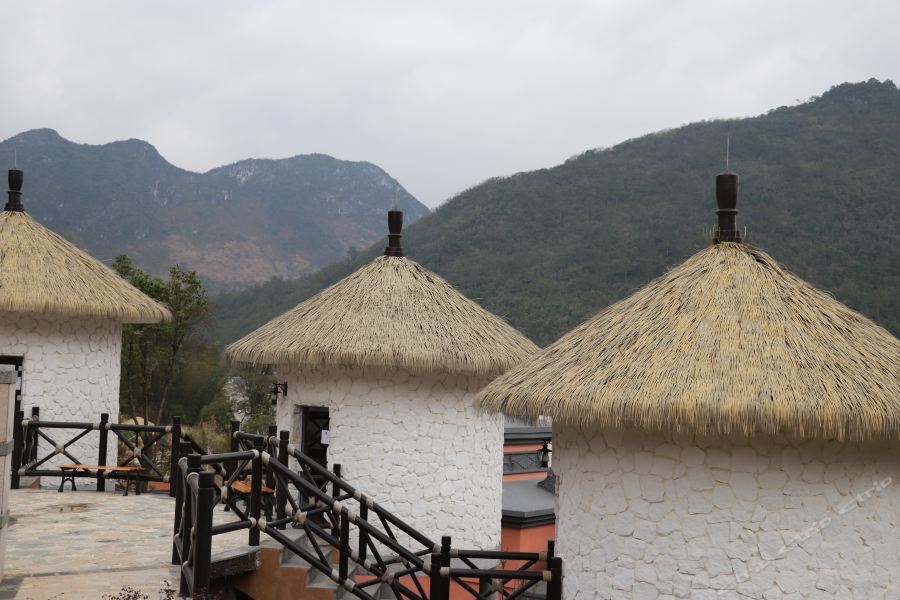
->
[[0, 129, 428, 288], [213, 79, 900, 345]]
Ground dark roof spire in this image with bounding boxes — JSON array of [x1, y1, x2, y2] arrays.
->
[[384, 209, 404, 257], [713, 171, 741, 243], [5, 168, 24, 212]]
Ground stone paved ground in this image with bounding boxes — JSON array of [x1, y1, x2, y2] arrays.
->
[[1, 488, 250, 599]]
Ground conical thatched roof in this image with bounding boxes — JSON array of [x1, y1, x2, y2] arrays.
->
[[225, 254, 539, 379], [0, 210, 170, 324], [478, 190, 900, 442]]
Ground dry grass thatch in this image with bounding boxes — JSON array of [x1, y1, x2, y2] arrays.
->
[[477, 242, 900, 441], [226, 255, 539, 378], [0, 212, 171, 323]]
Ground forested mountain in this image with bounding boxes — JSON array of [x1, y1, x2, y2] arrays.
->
[[216, 79, 899, 345], [0, 129, 428, 289]]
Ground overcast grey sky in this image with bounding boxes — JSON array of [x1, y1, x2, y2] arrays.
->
[[1, 1, 897, 207]]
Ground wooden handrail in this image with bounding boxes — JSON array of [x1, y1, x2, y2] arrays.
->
[[175, 428, 564, 600], [11, 407, 191, 490]]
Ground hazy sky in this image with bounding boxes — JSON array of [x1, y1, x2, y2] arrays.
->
[[1, 1, 897, 207]]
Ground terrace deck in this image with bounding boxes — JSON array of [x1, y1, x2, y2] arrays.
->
[[0, 488, 249, 599]]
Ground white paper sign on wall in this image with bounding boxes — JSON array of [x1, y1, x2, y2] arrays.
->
[[321, 429, 330, 445]]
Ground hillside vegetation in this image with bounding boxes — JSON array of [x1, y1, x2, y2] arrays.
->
[[0, 129, 428, 289], [215, 80, 900, 346]]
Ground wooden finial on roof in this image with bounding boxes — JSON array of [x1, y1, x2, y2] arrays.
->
[[714, 136, 741, 243], [5, 168, 24, 212], [384, 210, 404, 257]]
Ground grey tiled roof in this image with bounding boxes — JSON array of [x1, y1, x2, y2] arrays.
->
[[502, 477, 555, 526]]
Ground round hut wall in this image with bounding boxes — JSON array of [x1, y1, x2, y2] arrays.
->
[[276, 364, 504, 550], [554, 424, 900, 598], [0, 312, 121, 487]]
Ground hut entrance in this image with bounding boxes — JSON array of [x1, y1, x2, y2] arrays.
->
[[299, 406, 329, 467], [297, 406, 329, 512]]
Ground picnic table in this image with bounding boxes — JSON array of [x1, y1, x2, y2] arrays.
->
[[58, 464, 144, 496]]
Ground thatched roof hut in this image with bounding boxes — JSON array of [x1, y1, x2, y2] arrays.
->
[[478, 176, 900, 442], [225, 212, 538, 377], [477, 171, 900, 599], [0, 169, 170, 324], [227, 210, 537, 550], [1, 167, 169, 491]]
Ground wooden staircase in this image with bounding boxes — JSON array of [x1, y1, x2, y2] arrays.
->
[[216, 527, 389, 600], [176, 432, 561, 600]]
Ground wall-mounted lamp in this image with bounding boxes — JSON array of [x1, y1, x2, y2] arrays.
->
[[540, 440, 552, 468], [270, 381, 288, 405]]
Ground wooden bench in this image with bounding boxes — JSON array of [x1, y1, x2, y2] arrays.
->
[[58, 464, 143, 496], [230, 480, 275, 520]]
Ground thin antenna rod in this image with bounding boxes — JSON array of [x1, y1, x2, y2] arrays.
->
[[13, 150, 16, 168], [725, 135, 730, 171]]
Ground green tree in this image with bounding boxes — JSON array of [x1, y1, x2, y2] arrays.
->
[[114, 255, 213, 425], [231, 364, 276, 434], [168, 344, 231, 425]]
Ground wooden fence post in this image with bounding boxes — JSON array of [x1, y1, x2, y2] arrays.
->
[[429, 551, 444, 600], [29, 406, 38, 462], [331, 464, 342, 537], [192, 470, 215, 596], [338, 507, 350, 581], [479, 576, 493, 599], [11, 409, 23, 489], [332, 463, 342, 493], [265, 424, 276, 489], [168, 415, 181, 497], [249, 439, 262, 546], [440, 536, 452, 600], [276, 430, 289, 529], [358, 499, 368, 563], [227, 420, 240, 479], [172, 441, 192, 565], [11, 398, 19, 481], [547, 556, 563, 600], [179, 453, 201, 596], [97, 412, 109, 492]]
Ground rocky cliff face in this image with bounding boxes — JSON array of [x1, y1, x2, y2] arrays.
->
[[0, 129, 428, 289]]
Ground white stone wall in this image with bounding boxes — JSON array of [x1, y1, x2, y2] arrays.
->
[[0, 374, 15, 579], [554, 424, 900, 600], [0, 313, 121, 486], [277, 366, 503, 550]]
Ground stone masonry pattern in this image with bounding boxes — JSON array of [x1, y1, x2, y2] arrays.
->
[[0, 313, 121, 485], [554, 425, 900, 600], [278, 366, 504, 550]]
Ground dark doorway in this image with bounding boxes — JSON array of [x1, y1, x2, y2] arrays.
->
[[298, 406, 330, 512], [300, 406, 329, 468]]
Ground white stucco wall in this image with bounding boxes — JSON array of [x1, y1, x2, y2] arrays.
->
[[554, 425, 900, 600], [277, 366, 503, 550], [0, 313, 121, 486]]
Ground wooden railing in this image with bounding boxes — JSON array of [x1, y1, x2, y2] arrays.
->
[[172, 428, 563, 600], [10, 407, 192, 495], [172, 446, 216, 596]]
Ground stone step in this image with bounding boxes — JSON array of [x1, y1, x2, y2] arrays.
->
[[282, 551, 315, 570], [211, 545, 261, 579], [280, 529, 335, 571], [229, 524, 375, 600], [302, 579, 346, 600]]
